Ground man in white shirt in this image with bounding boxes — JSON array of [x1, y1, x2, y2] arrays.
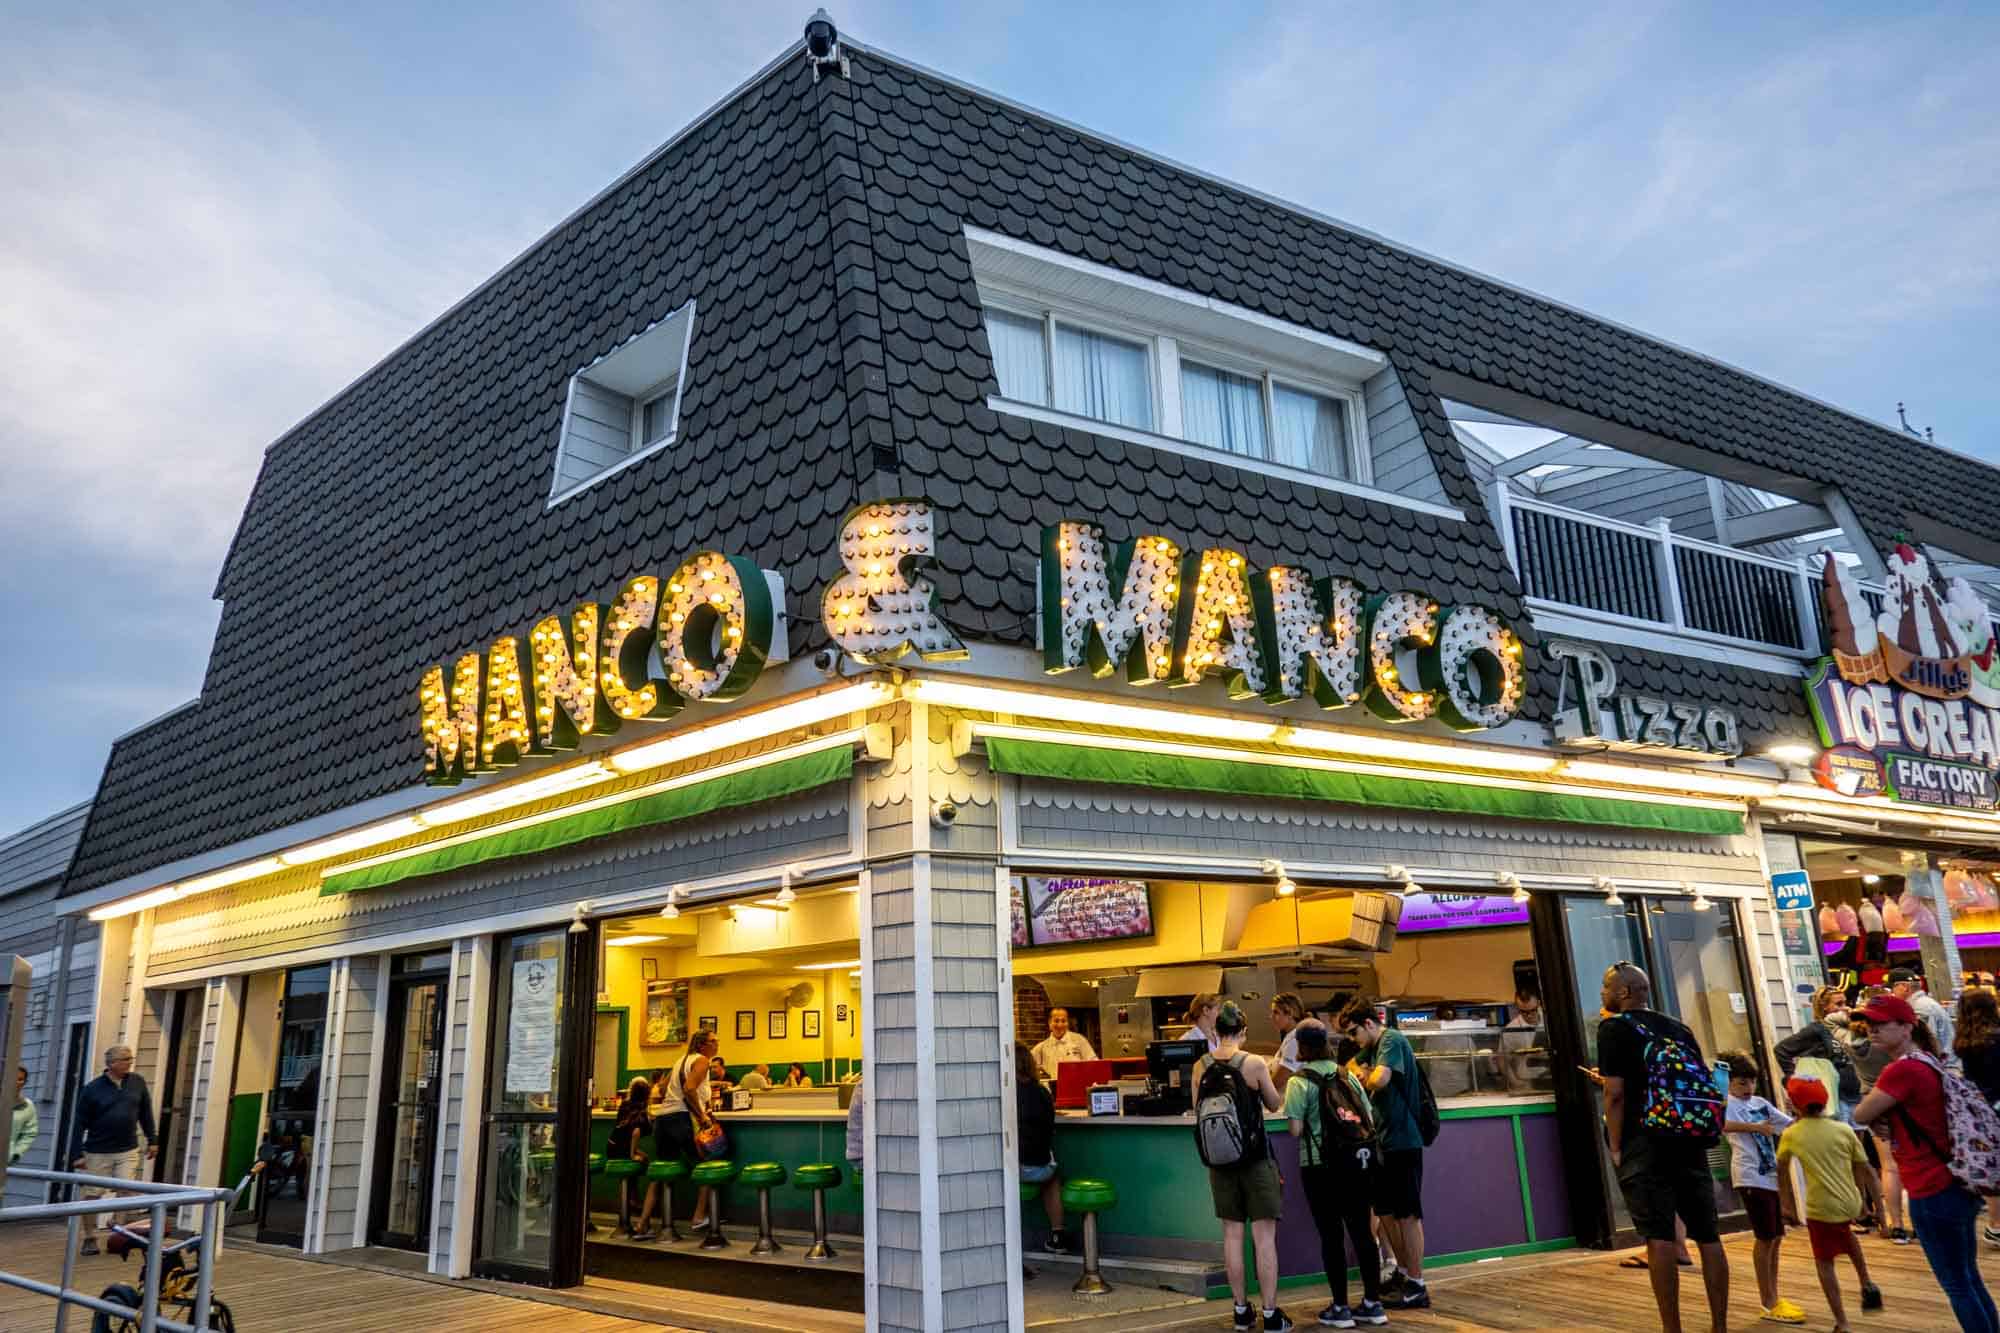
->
[[1268, 993, 1305, 1091], [1030, 1008, 1098, 1079], [737, 1063, 773, 1091], [1889, 968, 1956, 1056]]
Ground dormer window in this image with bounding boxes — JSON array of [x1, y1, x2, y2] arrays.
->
[[548, 300, 696, 506]]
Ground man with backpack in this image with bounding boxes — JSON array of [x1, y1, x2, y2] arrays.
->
[[1193, 1001, 1291, 1332], [1338, 996, 1434, 1311], [1283, 1019, 1386, 1327], [1596, 963, 1731, 1333]]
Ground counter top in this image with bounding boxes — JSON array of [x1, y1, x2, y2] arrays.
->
[[590, 1106, 847, 1122], [1051, 1092, 1555, 1128]]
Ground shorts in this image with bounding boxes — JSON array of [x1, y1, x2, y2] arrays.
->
[[1807, 1218, 1855, 1262], [1859, 1126, 1881, 1170], [1020, 1161, 1057, 1183], [1208, 1156, 1283, 1223], [1373, 1149, 1424, 1220], [1615, 1136, 1720, 1245], [1737, 1186, 1784, 1241]]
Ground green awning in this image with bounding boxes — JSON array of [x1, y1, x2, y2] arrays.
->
[[321, 745, 854, 896], [985, 736, 1742, 837]]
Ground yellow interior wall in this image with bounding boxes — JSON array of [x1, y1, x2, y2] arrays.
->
[[1370, 925, 1533, 1003], [1009, 881, 1383, 975], [602, 944, 863, 1075]]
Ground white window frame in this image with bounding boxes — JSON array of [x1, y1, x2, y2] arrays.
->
[[1173, 333, 1372, 485], [547, 299, 696, 510]]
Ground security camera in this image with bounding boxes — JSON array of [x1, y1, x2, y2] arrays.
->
[[930, 799, 958, 829], [813, 647, 842, 676], [803, 9, 844, 78]]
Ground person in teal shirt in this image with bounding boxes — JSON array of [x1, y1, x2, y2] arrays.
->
[[1281, 1021, 1385, 1327], [1339, 997, 1428, 1310], [10, 1066, 36, 1165]]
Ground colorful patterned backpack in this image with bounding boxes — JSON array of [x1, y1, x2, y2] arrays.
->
[[1618, 1012, 1723, 1140], [1894, 1052, 2000, 1197]]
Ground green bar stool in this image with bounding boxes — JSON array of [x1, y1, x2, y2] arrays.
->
[[689, 1159, 740, 1250], [585, 1152, 607, 1234], [792, 1162, 843, 1261], [647, 1159, 690, 1241], [739, 1162, 788, 1255], [603, 1157, 644, 1234], [1060, 1178, 1116, 1294]]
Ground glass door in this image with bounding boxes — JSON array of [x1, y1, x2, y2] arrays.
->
[[475, 930, 568, 1282], [259, 964, 331, 1246], [152, 990, 203, 1183], [370, 953, 451, 1250]]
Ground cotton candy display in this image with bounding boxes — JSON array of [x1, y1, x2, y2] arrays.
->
[[1858, 900, 1884, 934], [1835, 903, 1860, 936], [1911, 901, 1941, 937], [1882, 900, 1908, 933], [1820, 906, 1842, 936]]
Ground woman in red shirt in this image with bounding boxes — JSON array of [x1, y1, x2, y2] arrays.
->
[[1853, 994, 1999, 1333]]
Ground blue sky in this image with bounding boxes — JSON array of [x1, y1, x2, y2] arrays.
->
[[2, 2, 1996, 838]]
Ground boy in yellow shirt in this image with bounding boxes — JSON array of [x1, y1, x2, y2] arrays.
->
[[1776, 1077, 1882, 1332]]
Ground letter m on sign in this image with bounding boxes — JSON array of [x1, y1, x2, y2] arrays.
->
[[419, 654, 483, 785], [1040, 521, 1192, 684]]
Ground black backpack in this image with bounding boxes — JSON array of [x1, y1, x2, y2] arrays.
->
[[1412, 1057, 1441, 1147], [1194, 1054, 1268, 1169], [1300, 1067, 1380, 1169]]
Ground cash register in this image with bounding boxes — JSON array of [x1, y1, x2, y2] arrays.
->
[[1122, 1038, 1206, 1116]]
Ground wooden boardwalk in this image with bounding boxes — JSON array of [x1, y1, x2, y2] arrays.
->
[[0, 1224, 678, 1332], [1056, 1229, 2000, 1331]]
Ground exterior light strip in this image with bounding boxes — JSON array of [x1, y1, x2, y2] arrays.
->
[[1556, 760, 1777, 799], [414, 761, 614, 828], [796, 959, 863, 971], [277, 816, 426, 868], [605, 934, 668, 947], [327, 731, 864, 878], [969, 722, 1741, 813], [906, 677, 1556, 771], [607, 681, 893, 774], [87, 885, 183, 923]]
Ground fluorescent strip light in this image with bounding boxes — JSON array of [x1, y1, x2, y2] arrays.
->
[[908, 678, 1280, 743], [608, 681, 891, 774], [87, 885, 182, 922], [796, 959, 862, 971], [605, 934, 667, 947], [971, 722, 1741, 813], [1769, 785, 2000, 834], [179, 857, 283, 894], [1558, 760, 1774, 798], [277, 816, 426, 867], [417, 761, 612, 828], [1282, 725, 1557, 774]]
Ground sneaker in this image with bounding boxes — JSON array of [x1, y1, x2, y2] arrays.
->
[[1262, 1310, 1294, 1333], [1351, 1301, 1388, 1327], [1984, 1225, 2000, 1247], [1043, 1231, 1071, 1255], [1387, 1281, 1429, 1310], [1234, 1305, 1256, 1331], [1889, 1226, 1912, 1245], [1860, 1283, 1883, 1312], [1761, 1298, 1808, 1324], [1379, 1268, 1407, 1295], [628, 1228, 657, 1243], [78, 1239, 98, 1257], [1317, 1304, 1355, 1329]]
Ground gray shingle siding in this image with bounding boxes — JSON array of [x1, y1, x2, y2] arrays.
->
[[1363, 365, 1446, 506], [318, 955, 378, 1250], [430, 939, 475, 1272]]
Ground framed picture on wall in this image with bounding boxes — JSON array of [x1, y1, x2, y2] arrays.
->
[[643, 981, 688, 1047], [768, 1010, 787, 1040], [736, 1010, 756, 1041], [802, 1009, 821, 1039], [641, 957, 659, 981], [699, 1014, 719, 1034]]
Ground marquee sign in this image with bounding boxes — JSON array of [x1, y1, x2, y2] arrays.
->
[[1547, 640, 1742, 758], [1038, 519, 1528, 730], [1809, 545, 2000, 809]]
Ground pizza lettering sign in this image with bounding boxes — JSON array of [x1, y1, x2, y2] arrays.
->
[[1809, 544, 2000, 808]]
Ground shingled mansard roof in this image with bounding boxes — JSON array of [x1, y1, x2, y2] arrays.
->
[[62, 37, 1996, 894]]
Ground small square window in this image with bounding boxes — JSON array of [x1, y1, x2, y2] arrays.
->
[[549, 301, 695, 506], [1051, 323, 1152, 431], [1271, 382, 1352, 479]]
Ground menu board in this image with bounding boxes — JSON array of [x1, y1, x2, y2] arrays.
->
[[1008, 878, 1030, 949], [1021, 876, 1154, 947], [1395, 891, 1529, 933]]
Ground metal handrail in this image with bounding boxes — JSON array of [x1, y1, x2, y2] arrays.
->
[[0, 1166, 236, 1333]]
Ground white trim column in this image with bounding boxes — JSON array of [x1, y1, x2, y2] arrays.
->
[[448, 935, 492, 1278]]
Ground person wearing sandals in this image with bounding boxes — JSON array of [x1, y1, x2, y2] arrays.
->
[[609, 1078, 661, 1240], [656, 1029, 720, 1230]]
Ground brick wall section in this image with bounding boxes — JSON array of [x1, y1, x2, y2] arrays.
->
[[1012, 979, 1049, 1050]]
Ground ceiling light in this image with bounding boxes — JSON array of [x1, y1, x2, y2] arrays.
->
[[1684, 880, 1712, 912], [1764, 743, 1818, 766], [1282, 724, 1558, 774], [87, 885, 183, 922], [417, 762, 611, 828], [605, 934, 667, 947], [776, 862, 801, 905], [607, 681, 890, 774], [796, 959, 862, 971], [1558, 760, 1772, 798], [1862, 873, 1882, 885], [1496, 870, 1528, 906], [277, 816, 425, 867], [1597, 875, 1623, 908], [905, 678, 1281, 744], [661, 885, 682, 919], [754, 897, 792, 910]]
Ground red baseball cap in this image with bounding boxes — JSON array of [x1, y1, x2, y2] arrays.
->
[[1855, 994, 1918, 1027], [1784, 1076, 1830, 1111]]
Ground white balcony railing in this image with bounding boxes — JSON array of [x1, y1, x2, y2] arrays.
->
[[1492, 488, 1821, 658]]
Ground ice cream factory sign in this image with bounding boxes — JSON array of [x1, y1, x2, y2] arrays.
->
[[1810, 544, 2000, 810]]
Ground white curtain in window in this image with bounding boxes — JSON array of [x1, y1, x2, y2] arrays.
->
[[985, 309, 1049, 405], [1052, 324, 1153, 430], [1271, 384, 1351, 477], [1180, 362, 1267, 459]]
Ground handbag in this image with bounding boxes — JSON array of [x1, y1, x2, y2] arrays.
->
[[682, 1058, 731, 1161]]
